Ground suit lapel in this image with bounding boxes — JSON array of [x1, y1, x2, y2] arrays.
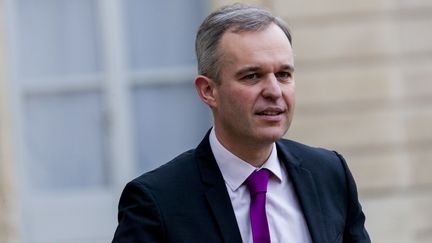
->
[[277, 141, 327, 243], [196, 131, 243, 243], [205, 184, 243, 243]]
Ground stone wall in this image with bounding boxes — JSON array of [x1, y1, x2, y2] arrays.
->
[[215, 1, 432, 242]]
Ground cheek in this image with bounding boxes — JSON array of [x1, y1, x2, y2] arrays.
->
[[227, 92, 249, 112], [225, 86, 253, 102], [282, 88, 295, 105], [218, 83, 260, 113], [218, 89, 244, 114]]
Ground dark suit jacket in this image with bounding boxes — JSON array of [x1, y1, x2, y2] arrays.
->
[[113, 132, 371, 243]]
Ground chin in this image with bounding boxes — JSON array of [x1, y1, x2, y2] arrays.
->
[[256, 129, 286, 143]]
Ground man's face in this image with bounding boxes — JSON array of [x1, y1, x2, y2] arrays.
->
[[212, 23, 295, 147]]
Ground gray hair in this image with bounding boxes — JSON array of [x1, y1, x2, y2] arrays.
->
[[195, 3, 292, 83]]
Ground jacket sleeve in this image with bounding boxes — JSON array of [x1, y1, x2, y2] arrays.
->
[[112, 180, 165, 243], [335, 152, 371, 243]]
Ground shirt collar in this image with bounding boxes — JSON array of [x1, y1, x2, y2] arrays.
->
[[209, 128, 283, 192]]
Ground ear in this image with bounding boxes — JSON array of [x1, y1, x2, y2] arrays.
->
[[194, 75, 217, 109]]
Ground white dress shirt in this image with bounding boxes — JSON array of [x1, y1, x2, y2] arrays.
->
[[209, 129, 312, 243]]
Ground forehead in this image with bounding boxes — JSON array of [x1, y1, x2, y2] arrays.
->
[[218, 23, 294, 68]]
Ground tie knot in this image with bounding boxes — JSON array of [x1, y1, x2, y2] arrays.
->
[[246, 169, 270, 196]]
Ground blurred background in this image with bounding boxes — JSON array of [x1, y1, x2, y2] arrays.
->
[[0, 0, 431, 242]]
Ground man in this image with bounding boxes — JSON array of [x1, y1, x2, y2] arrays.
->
[[113, 4, 370, 243]]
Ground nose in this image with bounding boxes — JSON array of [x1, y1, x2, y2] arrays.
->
[[261, 74, 282, 100]]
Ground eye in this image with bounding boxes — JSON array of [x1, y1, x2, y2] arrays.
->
[[275, 71, 292, 81], [242, 73, 260, 80], [275, 71, 291, 78]]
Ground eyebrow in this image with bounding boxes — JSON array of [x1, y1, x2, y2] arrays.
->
[[234, 64, 295, 78], [280, 64, 295, 73]]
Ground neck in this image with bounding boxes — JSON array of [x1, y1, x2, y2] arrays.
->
[[214, 129, 274, 168]]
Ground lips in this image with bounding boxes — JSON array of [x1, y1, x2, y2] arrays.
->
[[257, 111, 283, 116], [255, 107, 285, 116]]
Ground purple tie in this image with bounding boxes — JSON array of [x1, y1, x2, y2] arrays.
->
[[246, 169, 271, 243]]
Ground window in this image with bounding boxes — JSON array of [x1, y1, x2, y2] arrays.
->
[[6, 0, 210, 242]]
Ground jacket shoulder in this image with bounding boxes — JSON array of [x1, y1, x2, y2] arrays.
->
[[131, 149, 199, 189], [276, 139, 350, 189], [277, 139, 341, 165]]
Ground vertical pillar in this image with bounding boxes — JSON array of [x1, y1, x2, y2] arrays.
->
[[0, 0, 19, 242]]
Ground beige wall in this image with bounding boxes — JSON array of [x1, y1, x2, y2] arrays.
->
[[0, 0, 19, 242], [284, 2, 432, 242], [215, 1, 432, 242]]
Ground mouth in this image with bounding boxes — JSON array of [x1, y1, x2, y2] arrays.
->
[[255, 108, 285, 117], [256, 111, 284, 116], [255, 107, 286, 123]]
